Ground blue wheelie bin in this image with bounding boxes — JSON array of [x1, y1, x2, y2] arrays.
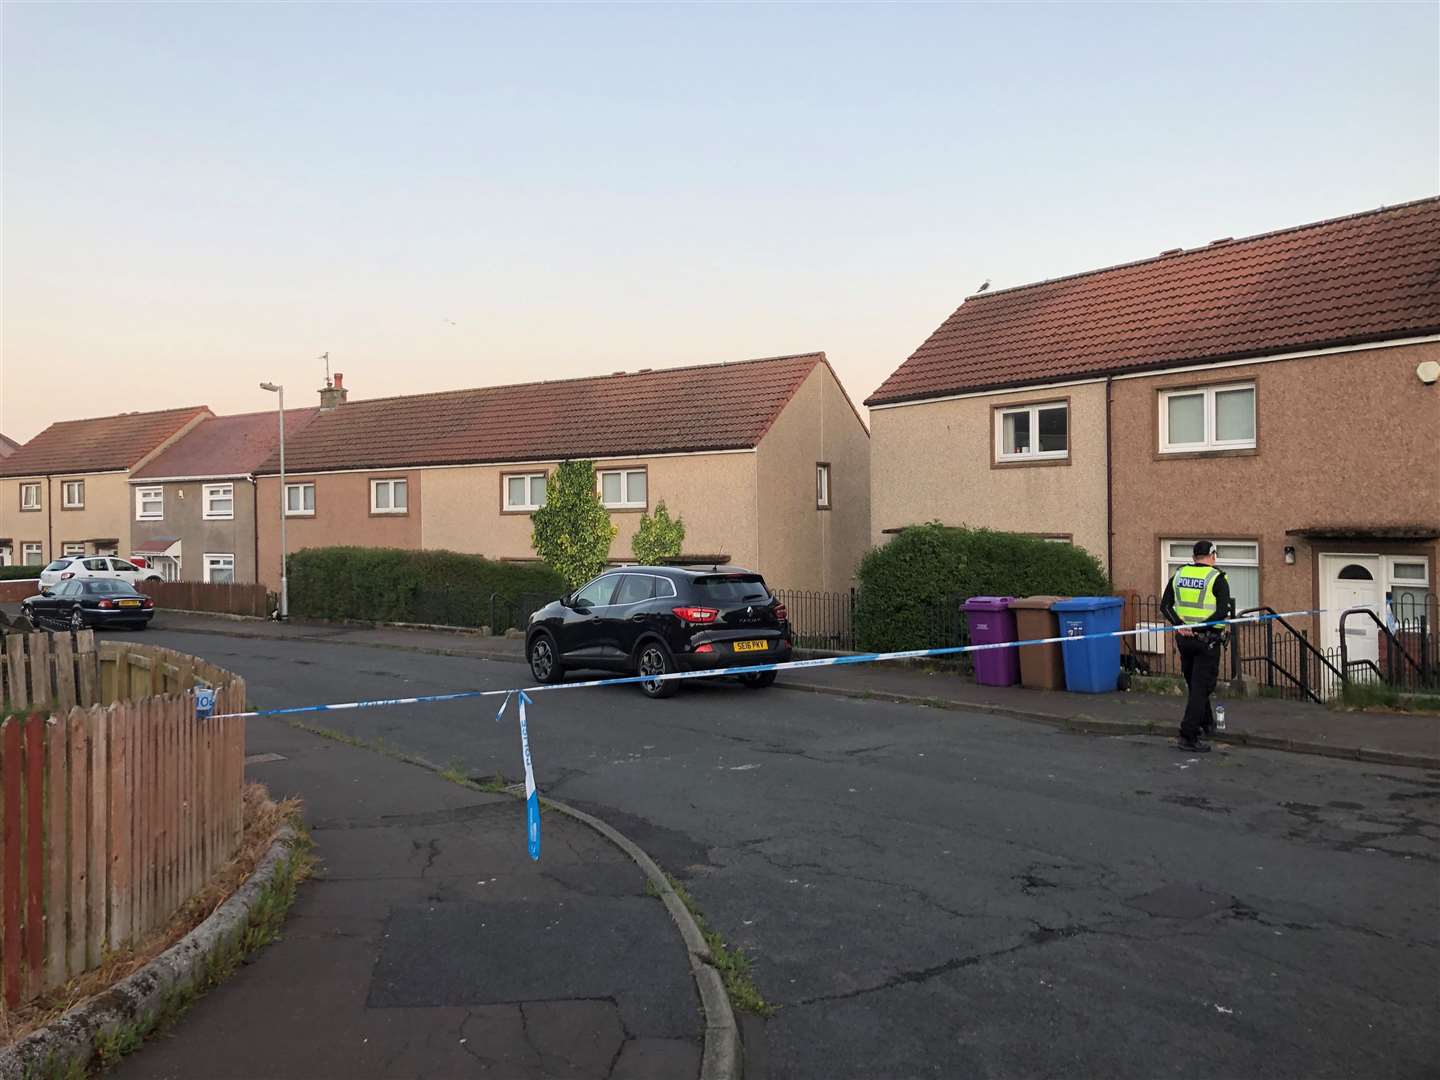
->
[[1052, 596, 1125, 693], [963, 596, 1019, 686]]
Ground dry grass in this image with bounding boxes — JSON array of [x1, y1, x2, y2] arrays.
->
[[0, 782, 305, 1048]]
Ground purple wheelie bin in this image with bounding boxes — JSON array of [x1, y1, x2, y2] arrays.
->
[[963, 596, 1020, 686]]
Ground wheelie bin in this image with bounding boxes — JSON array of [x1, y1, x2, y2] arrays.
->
[[1009, 595, 1068, 690], [1052, 596, 1125, 693], [963, 596, 1019, 686]]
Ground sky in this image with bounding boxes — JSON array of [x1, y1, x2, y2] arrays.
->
[[2, 2, 1437, 444]]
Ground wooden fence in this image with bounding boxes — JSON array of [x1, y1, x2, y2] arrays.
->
[[138, 580, 271, 619], [0, 630, 245, 1009]]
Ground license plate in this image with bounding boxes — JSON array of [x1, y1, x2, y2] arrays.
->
[[119, 600, 141, 607], [733, 640, 768, 653]]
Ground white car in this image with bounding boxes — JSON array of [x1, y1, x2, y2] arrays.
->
[[39, 556, 164, 594]]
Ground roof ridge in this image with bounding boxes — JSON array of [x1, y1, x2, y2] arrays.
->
[[327, 352, 826, 410], [963, 195, 1440, 304], [39, 405, 211, 429]]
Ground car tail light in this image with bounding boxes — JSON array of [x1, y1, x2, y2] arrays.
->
[[142, 598, 155, 609], [60, 572, 75, 580], [774, 603, 788, 622], [672, 606, 719, 624], [694, 643, 715, 653], [97, 599, 115, 609]]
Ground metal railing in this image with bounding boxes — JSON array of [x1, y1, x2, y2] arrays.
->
[[774, 588, 858, 651]]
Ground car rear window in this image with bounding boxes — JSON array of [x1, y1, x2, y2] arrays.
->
[[83, 580, 132, 594], [44, 560, 72, 571], [692, 574, 771, 602]]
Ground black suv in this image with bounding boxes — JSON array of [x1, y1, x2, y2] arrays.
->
[[526, 566, 791, 697]]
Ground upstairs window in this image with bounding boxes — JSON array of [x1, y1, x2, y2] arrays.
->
[[371, 478, 408, 514], [1160, 383, 1255, 452], [62, 480, 85, 508], [598, 469, 647, 510], [136, 487, 164, 521], [996, 402, 1068, 462], [285, 483, 316, 517], [203, 483, 234, 520], [816, 463, 832, 509], [504, 473, 547, 512], [20, 482, 41, 511]]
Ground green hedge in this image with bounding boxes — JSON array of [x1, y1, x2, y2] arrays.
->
[[287, 547, 566, 631], [0, 565, 41, 581], [854, 525, 1111, 651]]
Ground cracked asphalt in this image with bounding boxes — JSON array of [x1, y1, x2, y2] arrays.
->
[[134, 629, 1439, 1079]]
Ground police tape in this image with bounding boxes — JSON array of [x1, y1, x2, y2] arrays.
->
[[211, 605, 1325, 860]]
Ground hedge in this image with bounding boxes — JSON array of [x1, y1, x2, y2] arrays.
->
[[854, 525, 1111, 651], [0, 565, 41, 581], [287, 547, 567, 631]]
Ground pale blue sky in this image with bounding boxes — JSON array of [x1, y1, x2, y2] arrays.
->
[[3, 2, 1436, 441]]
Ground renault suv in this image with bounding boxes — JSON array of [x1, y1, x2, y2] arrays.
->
[[526, 567, 791, 698]]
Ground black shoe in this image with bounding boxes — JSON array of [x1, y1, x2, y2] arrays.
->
[[1175, 737, 1212, 753]]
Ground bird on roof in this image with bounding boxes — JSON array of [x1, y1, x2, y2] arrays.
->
[[976, 279, 990, 293]]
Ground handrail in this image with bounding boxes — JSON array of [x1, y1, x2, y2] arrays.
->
[[1339, 606, 1422, 684], [1235, 606, 1344, 704]]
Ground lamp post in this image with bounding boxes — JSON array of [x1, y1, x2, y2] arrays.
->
[[259, 382, 288, 619]]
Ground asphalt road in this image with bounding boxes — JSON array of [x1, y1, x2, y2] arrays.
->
[[137, 627, 1438, 1079]]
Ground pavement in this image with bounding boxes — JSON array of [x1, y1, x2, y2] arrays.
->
[[82, 618, 1440, 1079], [82, 607, 1440, 769], [111, 714, 703, 1080]]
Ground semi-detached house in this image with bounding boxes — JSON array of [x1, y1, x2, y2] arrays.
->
[[0, 407, 212, 569], [868, 196, 1440, 662], [252, 353, 871, 593]]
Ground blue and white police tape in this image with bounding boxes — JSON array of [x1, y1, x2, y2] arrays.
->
[[207, 607, 1325, 858]]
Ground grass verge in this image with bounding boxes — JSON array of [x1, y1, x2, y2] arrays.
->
[[1335, 682, 1440, 712], [648, 874, 775, 1017]]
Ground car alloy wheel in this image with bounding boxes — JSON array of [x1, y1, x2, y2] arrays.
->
[[528, 635, 562, 684], [636, 643, 677, 699], [70, 608, 86, 632]]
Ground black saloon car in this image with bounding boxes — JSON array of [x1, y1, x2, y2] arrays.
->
[[526, 567, 791, 697], [22, 579, 156, 631]]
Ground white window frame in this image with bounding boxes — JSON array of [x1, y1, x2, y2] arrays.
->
[[62, 543, 86, 557], [1163, 539, 1260, 612], [816, 463, 832, 509], [20, 482, 41, 511], [22, 542, 44, 566], [61, 480, 85, 509], [1159, 382, 1256, 453], [202, 483, 235, 521], [995, 401, 1070, 462], [0, 544, 10, 566], [1384, 557, 1431, 621], [370, 478, 408, 514], [285, 482, 316, 517], [136, 486, 164, 521], [598, 468, 647, 510], [203, 553, 236, 584], [503, 472, 548, 513]]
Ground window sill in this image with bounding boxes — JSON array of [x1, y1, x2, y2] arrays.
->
[[61, 505, 85, 512], [602, 505, 648, 514], [202, 516, 236, 522], [502, 506, 543, 515], [369, 510, 410, 518], [284, 512, 316, 518], [991, 455, 1071, 470], [1154, 447, 1259, 461], [136, 517, 164, 523], [19, 507, 41, 513]]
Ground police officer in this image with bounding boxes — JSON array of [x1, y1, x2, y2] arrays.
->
[[1160, 540, 1232, 752]]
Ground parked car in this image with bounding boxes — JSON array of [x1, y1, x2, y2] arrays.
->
[[526, 566, 791, 698], [38, 555, 164, 594], [22, 579, 156, 631]]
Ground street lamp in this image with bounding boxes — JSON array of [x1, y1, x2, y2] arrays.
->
[[259, 382, 288, 620]]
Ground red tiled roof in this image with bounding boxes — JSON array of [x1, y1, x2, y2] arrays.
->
[[868, 197, 1440, 406], [0, 434, 19, 459], [254, 354, 827, 474], [131, 408, 319, 481], [0, 407, 212, 478]]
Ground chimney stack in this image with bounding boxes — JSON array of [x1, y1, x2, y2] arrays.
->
[[319, 371, 349, 411]]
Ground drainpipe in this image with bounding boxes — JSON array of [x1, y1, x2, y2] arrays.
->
[[1105, 377, 1114, 581], [46, 475, 54, 562], [250, 474, 260, 587]]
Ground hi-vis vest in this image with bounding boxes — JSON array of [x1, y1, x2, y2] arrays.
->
[[1171, 564, 1221, 624]]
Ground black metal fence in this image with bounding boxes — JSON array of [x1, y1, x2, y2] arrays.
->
[[774, 588, 859, 651]]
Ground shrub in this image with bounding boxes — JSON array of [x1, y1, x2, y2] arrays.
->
[[0, 565, 41, 580], [287, 547, 565, 630], [632, 501, 686, 564], [853, 524, 1111, 651], [531, 460, 617, 589]]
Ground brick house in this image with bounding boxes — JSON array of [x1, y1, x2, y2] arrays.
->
[[0, 407, 211, 569], [127, 408, 318, 583], [253, 354, 871, 592], [867, 197, 1440, 661]]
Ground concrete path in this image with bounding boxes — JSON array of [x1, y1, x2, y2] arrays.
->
[[112, 716, 702, 1080]]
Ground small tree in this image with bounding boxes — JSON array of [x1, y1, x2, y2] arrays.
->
[[530, 460, 617, 589], [632, 501, 686, 564]]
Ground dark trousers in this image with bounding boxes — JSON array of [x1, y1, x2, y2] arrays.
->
[[1176, 634, 1221, 741]]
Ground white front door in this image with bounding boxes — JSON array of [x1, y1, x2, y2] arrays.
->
[[1321, 554, 1382, 667]]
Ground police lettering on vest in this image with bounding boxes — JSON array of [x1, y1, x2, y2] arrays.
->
[[1171, 564, 1221, 624]]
